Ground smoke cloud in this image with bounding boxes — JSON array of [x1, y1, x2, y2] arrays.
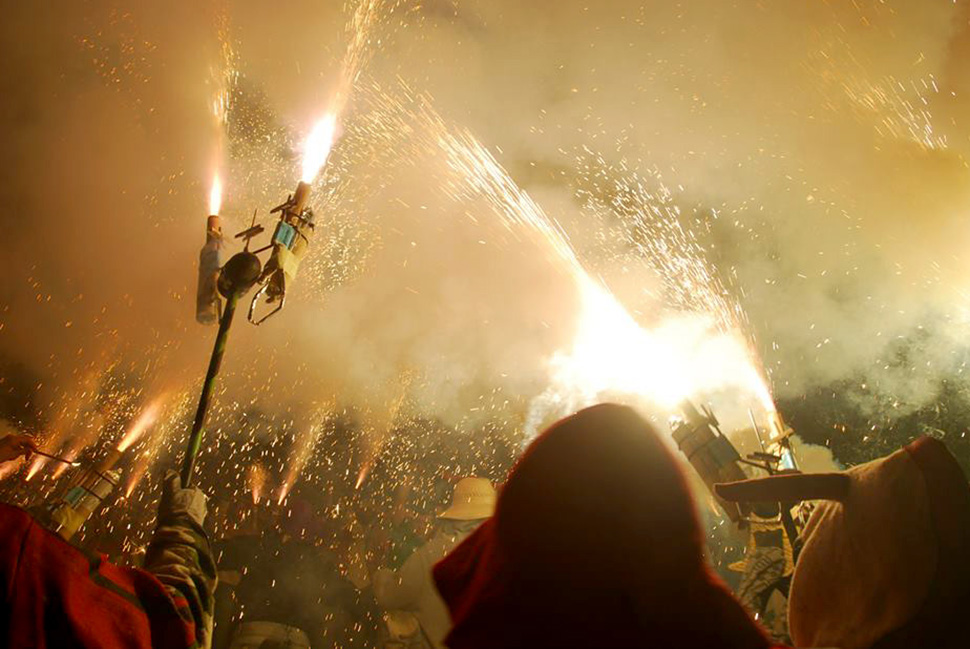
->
[[1, 0, 969, 478]]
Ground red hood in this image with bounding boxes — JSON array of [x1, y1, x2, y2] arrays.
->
[[433, 403, 772, 649]]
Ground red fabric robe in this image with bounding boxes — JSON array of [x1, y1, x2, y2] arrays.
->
[[0, 503, 207, 649]]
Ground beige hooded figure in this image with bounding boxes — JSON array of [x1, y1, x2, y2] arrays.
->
[[716, 435, 970, 649], [373, 477, 496, 649]]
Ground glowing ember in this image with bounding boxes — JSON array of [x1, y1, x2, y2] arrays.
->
[[301, 113, 338, 183], [208, 173, 222, 215], [117, 398, 163, 452]]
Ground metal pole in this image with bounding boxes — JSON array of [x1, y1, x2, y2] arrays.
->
[[181, 292, 239, 487]]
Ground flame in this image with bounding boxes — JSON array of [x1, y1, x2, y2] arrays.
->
[[355, 459, 373, 490], [117, 398, 163, 452], [208, 173, 223, 215], [548, 276, 773, 411], [52, 452, 78, 479], [25, 455, 47, 481], [124, 456, 150, 497], [248, 464, 266, 504], [301, 113, 338, 183]]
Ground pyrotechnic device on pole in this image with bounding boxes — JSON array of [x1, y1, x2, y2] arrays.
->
[[248, 180, 316, 325], [182, 117, 334, 486], [197, 174, 225, 325], [246, 114, 334, 325], [670, 400, 750, 524], [181, 248, 261, 487], [676, 402, 808, 567], [39, 447, 126, 541]]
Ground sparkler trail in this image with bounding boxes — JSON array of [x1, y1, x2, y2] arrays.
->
[[117, 396, 165, 452], [301, 0, 409, 185], [248, 462, 267, 504], [807, 35, 949, 151], [279, 403, 336, 503], [361, 83, 774, 425]]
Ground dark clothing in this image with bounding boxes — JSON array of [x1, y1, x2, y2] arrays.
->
[[433, 404, 776, 649], [225, 534, 363, 648], [0, 502, 215, 649]]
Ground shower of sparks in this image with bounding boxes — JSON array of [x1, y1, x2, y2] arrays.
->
[[807, 36, 949, 151], [301, 0, 406, 184], [363, 84, 774, 422], [249, 463, 267, 504], [843, 72, 948, 150], [279, 405, 335, 503], [332, 0, 408, 116], [212, 5, 236, 129], [123, 389, 194, 499], [117, 396, 165, 452], [26, 365, 109, 480], [574, 154, 775, 411]]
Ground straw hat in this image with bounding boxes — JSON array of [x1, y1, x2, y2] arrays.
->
[[439, 477, 496, 521]]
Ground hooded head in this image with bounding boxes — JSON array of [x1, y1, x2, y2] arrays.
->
[[433, 403, 771, 649], [716, 436, 970, 649]]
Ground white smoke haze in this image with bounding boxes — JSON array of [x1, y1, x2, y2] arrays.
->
[[1, 0, 969, 493]]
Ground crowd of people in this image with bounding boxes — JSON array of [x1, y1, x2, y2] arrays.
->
[[0, 403, 968, 648]]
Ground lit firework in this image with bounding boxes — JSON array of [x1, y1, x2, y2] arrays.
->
[[208, 173, 223, 216], [279, 404, 335, 503], [301, 114, 339, 183], [117, 396, 165, 453]]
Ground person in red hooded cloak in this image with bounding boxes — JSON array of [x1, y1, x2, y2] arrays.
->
[[432, 403, 782, 649]]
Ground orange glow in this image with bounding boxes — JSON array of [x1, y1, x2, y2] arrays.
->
[[355, 460, 373, 490], [117, 398, 164, 452], [125, 457, 150, 498], [549, 276, 774, 411], [52, 451, 78, 479], [25, 455, 47, 481], [208, 173, 223, 215], [301, 113, 338, 183]]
